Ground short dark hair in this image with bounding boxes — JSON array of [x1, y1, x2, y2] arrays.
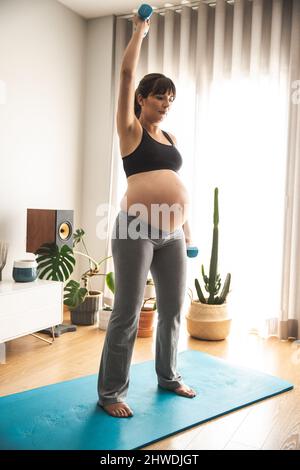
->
[[134, 73, 176, 118]]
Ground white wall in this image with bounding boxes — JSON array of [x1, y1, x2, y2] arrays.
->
[[80, 15, 115, 291], [0, 0, 87, 279]]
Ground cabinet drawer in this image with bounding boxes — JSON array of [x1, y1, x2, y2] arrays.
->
[[0, 282, 62, 317], [0, 281, 63, 343], [0, 303, 62, 342]]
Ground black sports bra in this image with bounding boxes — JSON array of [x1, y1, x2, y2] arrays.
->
[[122, 127, 183, 178]]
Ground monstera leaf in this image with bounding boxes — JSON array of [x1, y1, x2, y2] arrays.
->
[[64, 280, 88, 309], [73, 228, 85, 247], [36, 243, 75, 281]]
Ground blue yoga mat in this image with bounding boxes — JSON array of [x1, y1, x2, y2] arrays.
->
[[0, 350, 293, 450]]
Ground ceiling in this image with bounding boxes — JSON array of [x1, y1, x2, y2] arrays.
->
[[56, 0, 186, 19]]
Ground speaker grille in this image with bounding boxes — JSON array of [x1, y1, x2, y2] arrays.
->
[[58, 222, 72, 241], [55, 210, 74, 248]]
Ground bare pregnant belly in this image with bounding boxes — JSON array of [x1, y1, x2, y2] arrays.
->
[[120, 170, 190, 232]]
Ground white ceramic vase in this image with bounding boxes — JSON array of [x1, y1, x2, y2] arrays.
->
[[144, 283, 155, 299], [98, 308, 112, 330]]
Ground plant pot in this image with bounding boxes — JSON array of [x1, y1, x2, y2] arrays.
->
[[63, 304, 71, 321], [98, 308, 113, 331], [12, 259, 37, 283], [186, 300, 231, 341], [70, 290, 103, 326], [137, 307, 156, 338], [144, 283, 155, 299]]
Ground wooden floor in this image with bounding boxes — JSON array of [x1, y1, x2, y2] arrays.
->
[[0, 312, 299, 450]]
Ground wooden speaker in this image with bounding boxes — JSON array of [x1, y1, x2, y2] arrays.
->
[[26, 209, 74, 254]]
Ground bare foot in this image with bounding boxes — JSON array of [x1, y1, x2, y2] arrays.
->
[[174, 384, 197, 398], [100, 402, 134, 418]]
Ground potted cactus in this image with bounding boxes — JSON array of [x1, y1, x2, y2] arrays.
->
[[186, 187, 232, 340]]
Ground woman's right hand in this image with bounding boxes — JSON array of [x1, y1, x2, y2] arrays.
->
[[132, 14, 151, 37]]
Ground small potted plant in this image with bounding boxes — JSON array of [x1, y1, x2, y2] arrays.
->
[[186, 187, 232, 341], [144, 277, 155, 299], [99, 276, 156, 333], [137, 279, 157, 337], [98, 272, 115, 331], [36, 229, 113, 326]]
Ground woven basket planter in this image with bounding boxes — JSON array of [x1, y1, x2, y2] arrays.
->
[[186, 301, 231, 341], [70, 291, 103, 326]]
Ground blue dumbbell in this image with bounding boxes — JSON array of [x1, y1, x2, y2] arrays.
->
[[138, 4, 153, 20], [187, 246, 199, 258], [137, 4, 153, 37]]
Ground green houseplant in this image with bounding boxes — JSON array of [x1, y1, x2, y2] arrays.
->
[[186, 187, 232, 340], [36, 229, 114, 326], [138, 279, 157, 338], [98, 272, 115, 330], [98, 275, 157, 335]]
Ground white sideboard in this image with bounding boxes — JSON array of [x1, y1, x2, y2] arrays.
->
[[0, 279, 63, 362]]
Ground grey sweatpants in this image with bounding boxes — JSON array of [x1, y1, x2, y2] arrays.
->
[[98, 210, 187, 406]]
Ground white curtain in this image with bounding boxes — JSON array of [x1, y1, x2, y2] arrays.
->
[[280, 0, 300, 340], [104, 0, 300, 340]]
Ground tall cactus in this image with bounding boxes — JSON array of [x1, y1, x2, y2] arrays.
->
[[194, 187, 231, 304], [208, 188, 219, 303]]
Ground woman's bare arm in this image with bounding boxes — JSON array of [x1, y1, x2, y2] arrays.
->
[[182, 220, 192, 245], [169, 133, 191, 244], [117, 16, 150, 135]]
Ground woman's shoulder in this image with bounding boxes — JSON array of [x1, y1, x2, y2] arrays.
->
[[165, 131, 177, 146]]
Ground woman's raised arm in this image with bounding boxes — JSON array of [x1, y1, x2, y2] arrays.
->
[[117, 16, 150, 136]]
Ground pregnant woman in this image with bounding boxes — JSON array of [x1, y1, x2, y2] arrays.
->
[[98, 14, 196, 418]]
